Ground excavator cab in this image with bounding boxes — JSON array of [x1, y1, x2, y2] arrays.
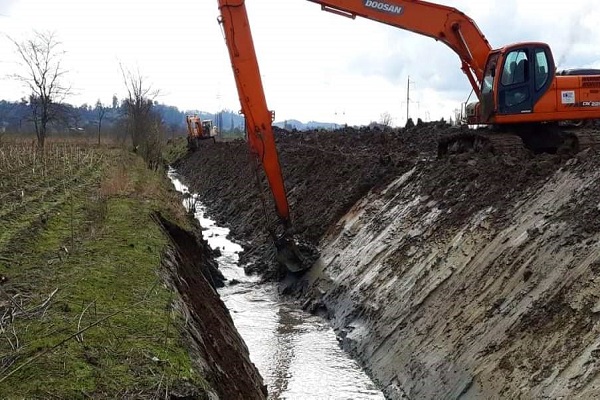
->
[[201, 120, 212, 134], [469, 43, 556, 124], [494, 44, 554, 117], [461, 42, 600, 154]]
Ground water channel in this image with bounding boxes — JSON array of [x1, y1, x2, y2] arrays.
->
[[169, 171, 384, 399]]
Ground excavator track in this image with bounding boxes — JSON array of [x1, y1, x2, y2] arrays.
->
[[438, 131, 525, 157], [438, 126, 600, 158], [561, 130, 600, 153]]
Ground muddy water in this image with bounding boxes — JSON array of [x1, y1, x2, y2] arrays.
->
[[169, 171, 384, 400]]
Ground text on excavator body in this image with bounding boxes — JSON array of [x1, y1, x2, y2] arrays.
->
[[364, 0, 404, 14]]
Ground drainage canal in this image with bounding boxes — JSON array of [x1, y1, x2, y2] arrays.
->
[[169, 171, 384, 399]]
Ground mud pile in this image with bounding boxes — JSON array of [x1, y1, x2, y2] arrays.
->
[[174, 123, 562, 275], [174, 123, 441, 271], [175, 123, 600, 398]]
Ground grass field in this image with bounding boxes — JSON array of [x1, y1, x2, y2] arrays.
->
[[0, 138, 209, 398]]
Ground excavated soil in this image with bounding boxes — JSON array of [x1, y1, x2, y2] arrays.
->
[[174, 123, 563, 276], [175, 123, 600, 398]]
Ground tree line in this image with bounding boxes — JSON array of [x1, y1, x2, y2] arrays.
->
[[2, 30, 246, 168], [0, 98, 244, 138]]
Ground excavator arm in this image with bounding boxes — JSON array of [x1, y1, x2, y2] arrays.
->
[[217, 0, 291, 227], [307, 0, 492, 98], [217, 0, 318, 273], [218, 0, 316, 273]]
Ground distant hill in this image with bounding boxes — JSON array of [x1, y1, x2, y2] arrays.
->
[[194, 114, 340, 132], [188, 113, 340, 132], [273, 119, 339, 131], [0, 99, 337, 135]]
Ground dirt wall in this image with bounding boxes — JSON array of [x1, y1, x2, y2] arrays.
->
[[301, 149, 600, 398], [155, 214, 267, 400]]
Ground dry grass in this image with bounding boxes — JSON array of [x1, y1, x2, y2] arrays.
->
[[100, 162, 132, 197]]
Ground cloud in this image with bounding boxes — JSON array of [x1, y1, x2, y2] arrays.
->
[[1, 0, 600, 127], [0, 0, 17, 16]]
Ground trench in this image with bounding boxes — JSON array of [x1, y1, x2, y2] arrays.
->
[[168, 170, 384, 399]]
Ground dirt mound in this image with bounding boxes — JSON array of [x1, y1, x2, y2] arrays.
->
[[174, 123, 565, 279], [419, 151, 563, 228]]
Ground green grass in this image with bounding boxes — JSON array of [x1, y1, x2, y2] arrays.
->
[[0, 145, 209, 398], [163, 136, 188, 166]]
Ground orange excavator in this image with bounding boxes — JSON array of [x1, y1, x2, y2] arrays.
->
[[186, 114, 217, 151], [217, 0, 314, 272], [214, 0, 598, 270], [308, 0, 600, 154]]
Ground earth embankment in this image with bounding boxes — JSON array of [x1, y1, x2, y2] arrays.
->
[[155, 213, 267, 399], [175, 124, 600, 398]]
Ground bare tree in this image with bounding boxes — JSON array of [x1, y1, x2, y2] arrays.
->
[[120, 65, 158, 148], [120, 65, 163, 169], [379, 112, 394, 127], [10, 31, 70, 148], [95, 100, 106, 145]]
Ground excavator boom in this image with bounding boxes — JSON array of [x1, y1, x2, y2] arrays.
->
[[217, 0, 319, 273], [217, 0, 290, 225], [308, 0, 492, 98]]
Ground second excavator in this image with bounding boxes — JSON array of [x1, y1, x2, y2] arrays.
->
[[186, 114, 217, 151]]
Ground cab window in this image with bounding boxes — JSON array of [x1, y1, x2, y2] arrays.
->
[[501, 50, 528, 86], [534, 49, 549, 91], [482, 54, 499, 95]]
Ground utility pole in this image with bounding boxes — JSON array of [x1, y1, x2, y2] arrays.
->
[[216, 92, 222, 137], [406, 75, 410, 122]]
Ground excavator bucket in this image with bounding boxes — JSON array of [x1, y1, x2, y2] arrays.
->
[[275, 234, 318, 273]]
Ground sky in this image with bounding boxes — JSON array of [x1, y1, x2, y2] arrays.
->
[[1, 0, 599, 127]]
